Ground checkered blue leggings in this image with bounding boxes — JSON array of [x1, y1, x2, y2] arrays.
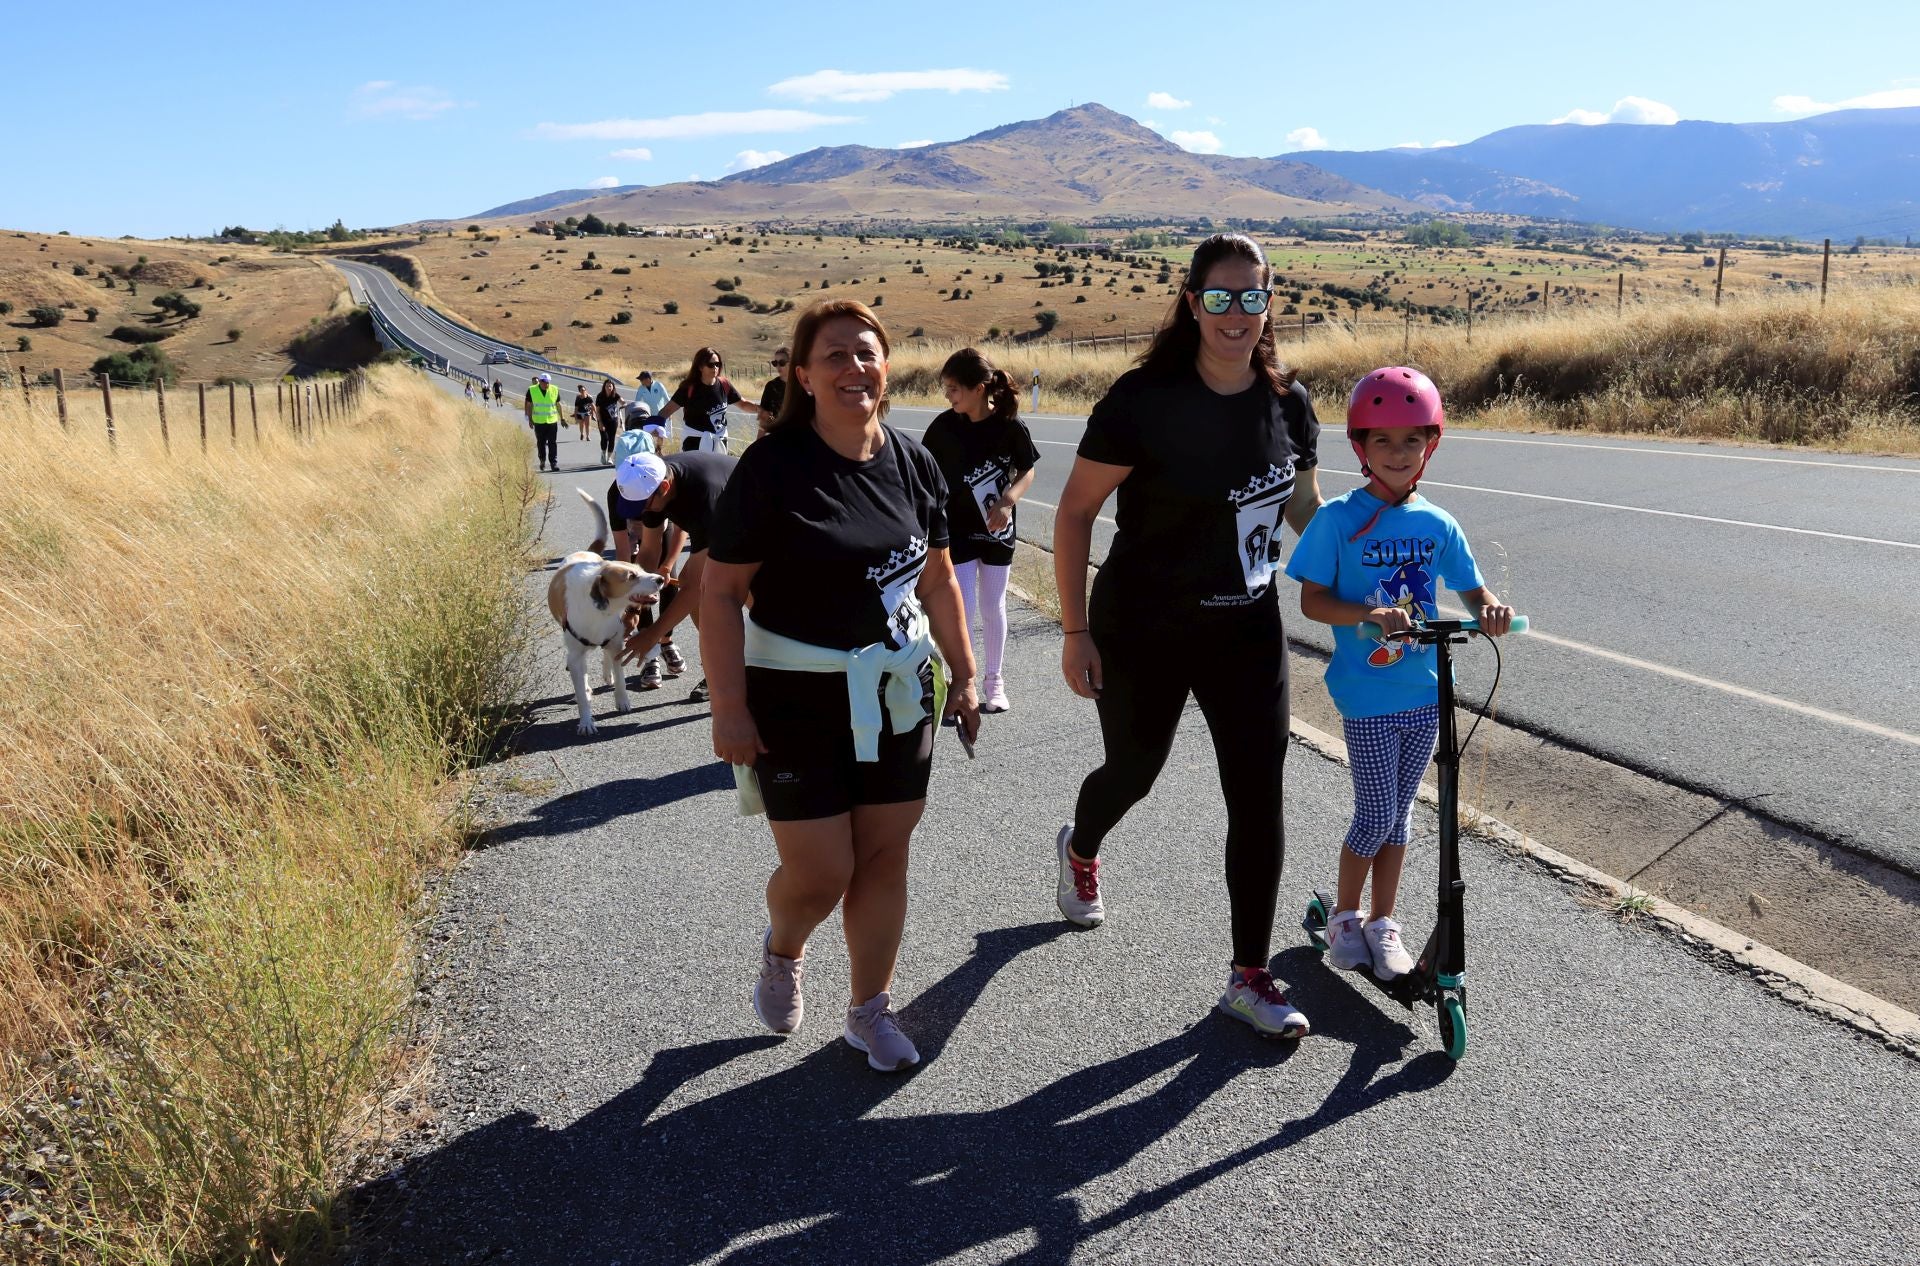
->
[[1341, 703, 1441, 858]]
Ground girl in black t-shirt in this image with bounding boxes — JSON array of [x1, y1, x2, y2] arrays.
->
[[705, 301, 981, 1073], [572, 385, 594, 441], [662, 346, 743, 453], [920, 348, 1039, 714], [752, 344, 791, 444], [1052, 233, 1325, 1040]]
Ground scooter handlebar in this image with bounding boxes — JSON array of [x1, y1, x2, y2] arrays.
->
[[1357, 614, 1529, 640]]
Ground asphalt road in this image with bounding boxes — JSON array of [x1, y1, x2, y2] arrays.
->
[[346, 265, 1920, 874], [342, 460, 1919, 1266], [883, 405, 1920, 875]]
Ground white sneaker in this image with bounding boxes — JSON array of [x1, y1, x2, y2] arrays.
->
[[1055, 824, 1104, 927], [1326, 909, 1372, 973], [1218, 967, 1310, 1039], [1364, 916, 1416, 981]]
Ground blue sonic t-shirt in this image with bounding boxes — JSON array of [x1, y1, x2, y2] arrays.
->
[[1285, 489, 1485, 720]]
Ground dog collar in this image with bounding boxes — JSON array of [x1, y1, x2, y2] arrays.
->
[[563, 618, 619, 650]]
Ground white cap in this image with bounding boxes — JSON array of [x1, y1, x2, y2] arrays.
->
[[615, 452, 668, 502], [537, 372, 552, 383], [641, 423, 666, 440]]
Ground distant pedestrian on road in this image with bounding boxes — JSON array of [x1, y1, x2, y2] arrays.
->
[[661, 347, 743, 453], [595, 378, 623, 463], [524, 372, 561, 471], [1051, 232, 1324, 1039], [633, 370, 672, 432], [1285, 366, 1512, 981], [573, 384, 595, 443], [703, 300, 980, 1072], [752, 345, 791, 443], [492, 380, 504, 403], [464, 380, 475, 401], [920, 348, 1039, 715]]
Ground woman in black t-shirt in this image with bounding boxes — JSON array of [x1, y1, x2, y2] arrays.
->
[[662, 346, 744, 453], [704, 301, 980, 1072], [752, 344, 790, 444], [594, 379, 623, 462], [920, 348, 1039, 714], [1052, 233, 1324, 1040]]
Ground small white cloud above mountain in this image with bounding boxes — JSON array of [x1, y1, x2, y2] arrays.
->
[[586, 176, 620, 189], [1393, 139, 1460, 149], [1170, 130, 1222, 154], [769, 69, 1008, 103], [610, 147, 653, 161], [1285, 126, 1329, 150], [726, 149, 790, 173], [1551, 96, 1679, 126], [897, 139, 936, 149], [351, 81, 467, 121], [1773, 87, 1920, 117], [1146, 91, 1191, 110], [533, 110, 855, 141]]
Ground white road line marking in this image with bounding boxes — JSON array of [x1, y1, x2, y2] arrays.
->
[[1318, 468, 1919, 550], [1019, 496, 1117, 528], [1403, 432, 1920, 475], [1472, 613, 1920, 749]]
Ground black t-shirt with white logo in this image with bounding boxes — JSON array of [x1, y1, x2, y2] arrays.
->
[[637, 450, 737, 553], [711, 421, 949, 651], [920, 409, 1041, 568], [672, 377, 744, 436], [1078, 366, 1319, 624]]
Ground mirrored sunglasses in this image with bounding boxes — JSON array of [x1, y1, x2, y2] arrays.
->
[[1197, 287, 1273, 315]]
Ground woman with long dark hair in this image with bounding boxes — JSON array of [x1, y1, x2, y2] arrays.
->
[[703, 300, 981, 1072], [661, 346, 744, 453], [1051, 233, 1324, 1038], [919, 348, 1038, 713]]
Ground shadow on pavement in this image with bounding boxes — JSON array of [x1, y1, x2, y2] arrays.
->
[[475, 766, 732, 850], [347, 927, 1441, 1264]]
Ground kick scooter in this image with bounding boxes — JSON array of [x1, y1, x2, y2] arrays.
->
[[1301, 614, 1527, 1061]]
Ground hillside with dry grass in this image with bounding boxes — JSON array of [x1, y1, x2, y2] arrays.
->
[[0, 230, 347, 381]]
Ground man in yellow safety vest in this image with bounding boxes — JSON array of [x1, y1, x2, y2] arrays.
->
[[524, 371, 562, 471]]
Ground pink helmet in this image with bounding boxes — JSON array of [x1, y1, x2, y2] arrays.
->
[[1345, 367, 1445, 533]]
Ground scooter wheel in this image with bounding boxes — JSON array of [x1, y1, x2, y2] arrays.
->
[[1439, 996, 1468, 1061], [1304, 895, 1330, 953]]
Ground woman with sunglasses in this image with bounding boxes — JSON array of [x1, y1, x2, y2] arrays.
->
[[1050, 233, 1324, 1039], [661, 347, 744, 453], [752, 345, 791, 443]]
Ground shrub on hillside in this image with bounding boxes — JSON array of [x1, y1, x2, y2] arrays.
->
[[153, 292, 201, 320], [1034, 310, 1060, 334], [610, 311, 633, 325], [662, 300, 680, 315], [91, 344, 178, 386], [0, 302, 11, 316], [27, 305, 62, 327], [85, 306, 100, 321]]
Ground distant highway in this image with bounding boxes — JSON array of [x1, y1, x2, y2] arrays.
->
[[341, 264, 1920, 874]]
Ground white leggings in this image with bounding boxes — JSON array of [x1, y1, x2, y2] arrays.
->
[[951, 559, 1010, 681]]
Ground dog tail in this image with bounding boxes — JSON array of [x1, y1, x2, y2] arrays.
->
[[576, 487, 612, 555]]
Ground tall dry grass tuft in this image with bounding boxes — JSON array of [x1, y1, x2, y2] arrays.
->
[[0, 369, 537, 1262], [879, 287, 1920, 452]]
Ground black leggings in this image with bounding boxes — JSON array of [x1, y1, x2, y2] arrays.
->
[[1072, 608, 1291, 968]]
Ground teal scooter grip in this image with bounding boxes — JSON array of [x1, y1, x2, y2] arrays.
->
[[1356, 614, 1530, 639]]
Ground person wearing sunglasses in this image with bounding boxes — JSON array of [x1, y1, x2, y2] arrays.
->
[[752, 345, 792, 443], [660, 347, 744, 454], [1050, 233, 1325, 1040]]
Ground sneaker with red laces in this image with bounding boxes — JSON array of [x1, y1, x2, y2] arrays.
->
[[843, 991, 919, 1072], [753, 929, 804, 1034], [1218, 966, 1310, 1039], [1054, 823, 1104, 927]]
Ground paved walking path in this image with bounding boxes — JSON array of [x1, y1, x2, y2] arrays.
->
[[344, 443, 1918, 1265]]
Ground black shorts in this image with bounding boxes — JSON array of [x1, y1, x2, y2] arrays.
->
[[747, 665, 934, 821]]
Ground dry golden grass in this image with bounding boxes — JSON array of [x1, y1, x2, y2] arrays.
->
[[0, 230, 347, 382], [0, 370, 537, 1262]]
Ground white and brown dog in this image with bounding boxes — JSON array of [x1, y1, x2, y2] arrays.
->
[[547, 490, 667, 734]]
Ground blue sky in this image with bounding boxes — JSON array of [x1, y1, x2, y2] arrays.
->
[[9, 0, 1917, 238]]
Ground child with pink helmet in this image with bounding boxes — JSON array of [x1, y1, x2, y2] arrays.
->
[[1284, 367, 1514, 980]]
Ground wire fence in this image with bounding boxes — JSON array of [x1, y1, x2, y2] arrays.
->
[[0, 365, 369, 453]]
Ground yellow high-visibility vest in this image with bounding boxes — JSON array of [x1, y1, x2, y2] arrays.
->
[[528, 382, 560, 425]]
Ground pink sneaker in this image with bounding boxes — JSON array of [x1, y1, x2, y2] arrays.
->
[[844, 991, 919, 1072], [753, 930, 804, 1034]]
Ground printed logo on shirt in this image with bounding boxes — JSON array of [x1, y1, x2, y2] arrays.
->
[[963, 458, 1014, 542], [1217, 461, 1295, 603], [865, 535, 930, 651], [1365, 560, 1436, 668]]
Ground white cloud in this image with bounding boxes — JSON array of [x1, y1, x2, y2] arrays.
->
[[1773, 87, 1920, 117], [609, 147, 653, 161], [1170, 130, 1223, 154], [1551, 96, 1679, 126], [1146, 91, 1191, 110], [725, 149, 790, 173], [1140, 119, 1159, 131], [1393, 139, 1460, 149], [897, 139, 936, 149], [1285, 126, 1329, 150], [532, 109, 857, 141], [587, 176, 620, 189], [1206, 115, 1222, 125], [767, 68, 1008, 103], [350, 80, 465, 121]]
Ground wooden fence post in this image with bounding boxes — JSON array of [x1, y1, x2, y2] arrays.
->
[[1300, 310, 1307, 344], [1617, 272, 1625, 317], [20, 371, 30, 410], [1714, 246, 1727, 308], [276, 381, 284, 424], [228, 382, 237, 446], [156, 378, 170, 452], [1820, 238, 1831, 308], [197, 382, 208, 454], [248, 383, 259, 442], [53, 368, 69, 432], [1465, 300, 1473, 346], [99, 374, 115, 450], [1403, 303, 1412, 356]]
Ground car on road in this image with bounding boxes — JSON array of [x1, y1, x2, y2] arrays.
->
[[482, 350, 510, 365]]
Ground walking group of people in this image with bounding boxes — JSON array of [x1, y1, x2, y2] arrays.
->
[[550, 233, 1513, 1073]]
